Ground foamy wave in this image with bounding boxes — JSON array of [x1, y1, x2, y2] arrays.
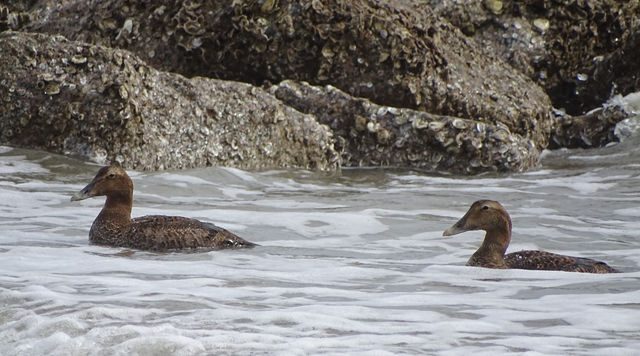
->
[[0, 148, 638, 355]]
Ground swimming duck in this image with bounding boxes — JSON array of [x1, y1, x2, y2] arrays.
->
[[71, 163, 256, 251], [442, 200, 618, 273]]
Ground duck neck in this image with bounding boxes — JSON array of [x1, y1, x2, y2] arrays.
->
[[97, 190, 133, 225], [470, 216, 512, 268], [477, 225, 510, 257]]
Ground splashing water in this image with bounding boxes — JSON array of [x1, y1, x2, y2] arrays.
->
[[1, 140, 639, 355]]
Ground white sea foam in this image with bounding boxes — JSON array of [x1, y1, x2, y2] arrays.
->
[[1, 148, 639, 355], [0, 146, 13, 154], [0, 157, 50, 175], [614, 207, 640, 217]]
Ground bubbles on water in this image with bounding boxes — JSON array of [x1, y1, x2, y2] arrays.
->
[[614, 117, 640, 141], [609, 92, 640, 141], [0, 148, 639, 354]]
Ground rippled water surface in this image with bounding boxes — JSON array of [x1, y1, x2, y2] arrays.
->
[[1, 139, 640, 355]]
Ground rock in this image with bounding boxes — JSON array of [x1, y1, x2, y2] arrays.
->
[[6, 0, 632, 173], [531, 0, 640, 115], [549, 98, 634, 150], [0, 3, 37, 31], [25, 0, 554, 149], [0, 31, 339, 171], [429, 0, 640, 116], [427, 0, 546, 83], [0, 1, 38, 12], [578, 29, 640, 116], [271, 80, 539, 174]]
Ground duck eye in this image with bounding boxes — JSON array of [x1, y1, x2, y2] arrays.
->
[[482, 205, 489, 210], [107, 173, 116, 179]]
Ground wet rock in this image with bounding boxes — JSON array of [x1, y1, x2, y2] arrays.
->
[[429, 0, 640, 116], [7, 0, 633, 171], [0, 4, 37, 31], [0, 31, 339, 171], [0, 1, 39, 12], [549, 97, 634, 149], [578, 29, 640, 117], [272, 80, 539, 174], [530, 0, 640, 115], [25, 0, 554, 149], [427, 0, 546, 83]]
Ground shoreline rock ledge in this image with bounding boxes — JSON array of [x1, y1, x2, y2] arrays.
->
[[0, 28, 541, 174], [0, 31, 340, 171], [271, 80, 539, 174], [23, 0, 555, 150], [2, 0, 635, 174]]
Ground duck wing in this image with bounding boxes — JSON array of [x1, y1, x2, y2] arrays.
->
[[127, 215, 256, 251], [504, 250, 618, 273]]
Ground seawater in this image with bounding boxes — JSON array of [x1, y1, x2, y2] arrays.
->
[[1, 137, 639, 355]]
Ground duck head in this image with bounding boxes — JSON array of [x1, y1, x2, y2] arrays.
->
[[71, 162, 133, 202], [443, 200, 512, 237]]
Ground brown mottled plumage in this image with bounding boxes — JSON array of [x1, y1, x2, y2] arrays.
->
[[443, 200, 618, 273], [71, 163, 256, 251]]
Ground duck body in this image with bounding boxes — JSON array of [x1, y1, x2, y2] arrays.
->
[[72, 163, 256, 251], [504, 250, 618, 273], [443, 200, 618, 273]]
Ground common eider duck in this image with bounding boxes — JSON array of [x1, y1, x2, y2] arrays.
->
[[71, 163, 256, 251], [442, 200, 618, 273]]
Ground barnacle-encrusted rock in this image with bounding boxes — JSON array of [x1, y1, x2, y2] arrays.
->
[[0, 5, 37, 31], [0, 31, 339, 171], [549, 102, 631, 149], [0, 1, 38, 12], [578, 29, 640, 117], [272, 80, 539, 174], [6, 0, 636, 172], [429, 0, 640, 116], [26, 0, 554, 149]]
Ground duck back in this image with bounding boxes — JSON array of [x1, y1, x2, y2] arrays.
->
[[504, 250, 619, 273], [90, 215, 255, 251]]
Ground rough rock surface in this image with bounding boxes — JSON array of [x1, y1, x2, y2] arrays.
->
[[429, 0, 640, 115], [549, 103, 631, 150], [0, 31, 339, 171], [0, 3, 37, 31], [24, 0, 554, 149], [581, 29, 640, 116], [1, 0, 636, 174], [271, 81, 539, 174]]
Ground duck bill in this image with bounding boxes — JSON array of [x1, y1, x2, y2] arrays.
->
[[71, 182, 95, 201], [442, 213, 472, 237], [442, 222, 467, 236]]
